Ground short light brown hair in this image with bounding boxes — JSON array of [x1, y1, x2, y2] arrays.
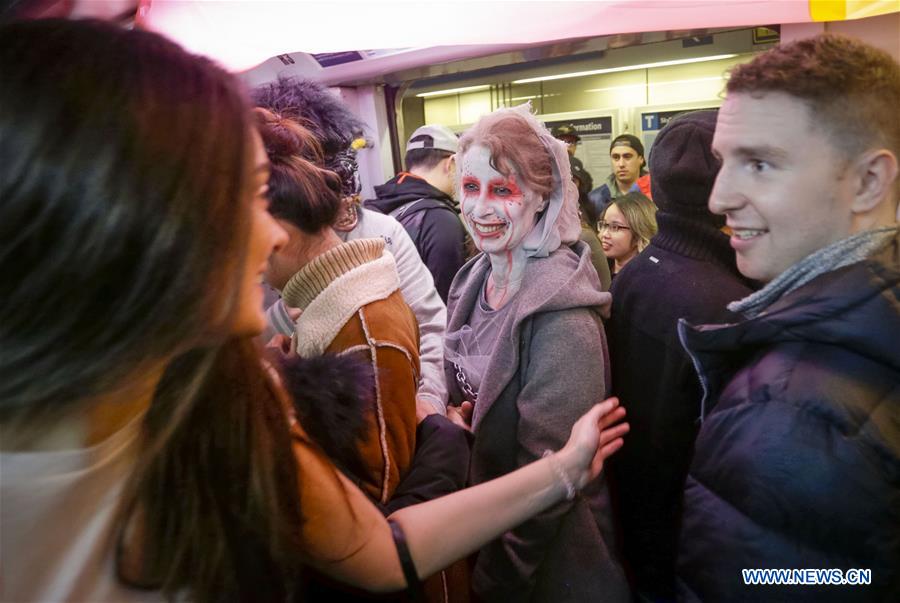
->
[[458, 111, 553, 198], [726, 34, 900, 160]]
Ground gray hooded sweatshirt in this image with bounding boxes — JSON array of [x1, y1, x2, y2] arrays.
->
[[444, 105, 629, 602]]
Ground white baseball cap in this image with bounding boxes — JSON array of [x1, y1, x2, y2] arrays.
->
[[406, 124, 458, 154]]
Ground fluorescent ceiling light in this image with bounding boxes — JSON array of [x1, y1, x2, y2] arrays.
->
[[512, 54, 738, 84], [416, 85, 490, 98], [583, 75, 725, 94], [507, 93, 561, 102]]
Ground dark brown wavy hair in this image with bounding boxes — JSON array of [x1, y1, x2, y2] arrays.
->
[[0, 19, 303, 601], [726, 34, 900, 162]]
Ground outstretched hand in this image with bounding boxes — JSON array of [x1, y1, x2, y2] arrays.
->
[[560, 398, 629, 490]]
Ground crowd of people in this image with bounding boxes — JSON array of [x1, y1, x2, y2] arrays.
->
[[1, 13, 898, 603]]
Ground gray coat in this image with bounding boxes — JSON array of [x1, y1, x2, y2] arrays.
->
[[445, 242, 630, 602]]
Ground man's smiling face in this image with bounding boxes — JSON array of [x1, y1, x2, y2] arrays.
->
[[709, 91, 858, 282]]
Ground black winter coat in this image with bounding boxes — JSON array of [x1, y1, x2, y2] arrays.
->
[[676, 232, 900, 602], [606, 213, 754, 599], [365, 174, 466, 303]]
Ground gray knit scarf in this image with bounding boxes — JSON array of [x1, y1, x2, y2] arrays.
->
[[729, 225, 898, 318]]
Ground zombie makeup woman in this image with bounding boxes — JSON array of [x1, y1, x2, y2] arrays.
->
[[444, 106, 631, 602]]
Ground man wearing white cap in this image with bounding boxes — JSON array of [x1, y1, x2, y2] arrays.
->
[[366, 125, 467, 302]]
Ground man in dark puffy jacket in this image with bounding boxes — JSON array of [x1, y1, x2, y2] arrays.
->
[[365, 124, 466, 302], [676, 35, 900, 602]]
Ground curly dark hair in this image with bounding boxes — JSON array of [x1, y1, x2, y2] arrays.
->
[[251, 76, 366, 159], [726, 34, 900, 159], [252, 76, 366, 197]]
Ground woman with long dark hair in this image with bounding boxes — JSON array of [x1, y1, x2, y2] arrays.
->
[[0, 19, 627, 602]]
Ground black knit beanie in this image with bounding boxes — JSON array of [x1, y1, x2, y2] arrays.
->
[[649, 110, 724, 228], [610, 133, 644, 157]]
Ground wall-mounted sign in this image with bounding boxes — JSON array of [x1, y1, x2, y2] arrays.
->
[[543, 116, 616, 182], [642, 109, 716, 132], [311, 49, 411, 68], [640, 107, 718, 158], [752, 26, 780, 45], [543, 116, 613, 136], [809, 0, 899, 22]]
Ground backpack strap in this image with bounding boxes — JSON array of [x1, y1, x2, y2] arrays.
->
[[388, 198, 428, 244], [388, 198, 426, 220]]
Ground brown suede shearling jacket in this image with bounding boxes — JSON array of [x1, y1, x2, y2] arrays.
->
[[285, 238, 420, 504]]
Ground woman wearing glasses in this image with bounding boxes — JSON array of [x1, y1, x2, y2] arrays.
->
[[599, 192, 658, 279]]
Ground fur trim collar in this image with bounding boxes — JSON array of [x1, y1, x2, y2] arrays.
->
[[272, 351, 373, 480]]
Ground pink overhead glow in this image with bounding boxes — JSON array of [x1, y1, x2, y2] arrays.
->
[[143, 0, 813, 72]]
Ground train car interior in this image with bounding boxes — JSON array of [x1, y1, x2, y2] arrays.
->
[[129, 0, 900, 199]]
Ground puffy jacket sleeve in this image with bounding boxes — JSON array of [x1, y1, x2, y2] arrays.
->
[[472, 308, 609, 600]]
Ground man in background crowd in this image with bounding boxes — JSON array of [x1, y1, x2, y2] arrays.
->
[[365, 125, 467, 303], [606, 110, 754, 601], [589, 133, 652, 217], [553, 123, 594, 200]]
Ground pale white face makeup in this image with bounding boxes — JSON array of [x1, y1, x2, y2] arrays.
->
[[459, 145, 546, 257]]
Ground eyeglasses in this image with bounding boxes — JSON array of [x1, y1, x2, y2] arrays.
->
[[598, 221, 631, 234]]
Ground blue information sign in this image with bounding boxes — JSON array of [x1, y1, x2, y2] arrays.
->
[[642, 108, 717, 132]]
